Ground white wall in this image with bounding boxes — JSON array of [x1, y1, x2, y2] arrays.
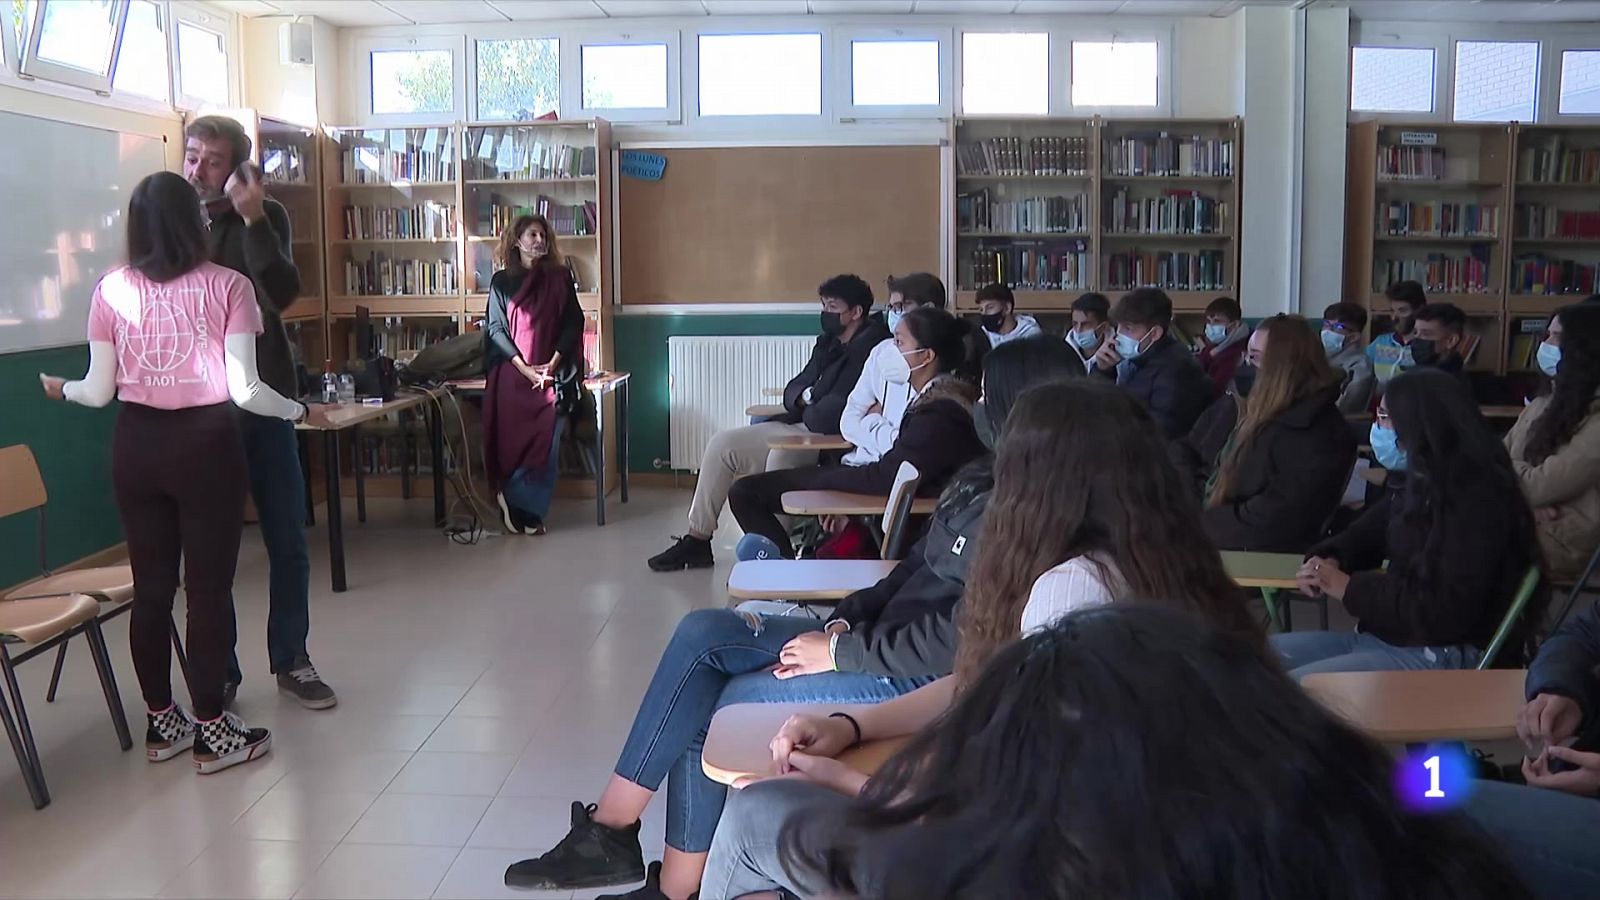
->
[[240, 15, 342, 126], [1174, 14, 1240, 118], [1300, 5, 1351, 316], [1237, 5, 1301, 317]]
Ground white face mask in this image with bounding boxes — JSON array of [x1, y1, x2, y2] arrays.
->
[[880, 343, 928, 385]]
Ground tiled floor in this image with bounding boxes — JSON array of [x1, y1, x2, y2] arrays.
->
[[0, 487, 730, 899]]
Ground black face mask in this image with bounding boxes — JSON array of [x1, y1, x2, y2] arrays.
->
[[974, 402, 998, 451], [820, 311, 845, 337], [1233, 362, 1258, 398], [1409, 338, 1442, 367], [979, 312, 1005, 332]]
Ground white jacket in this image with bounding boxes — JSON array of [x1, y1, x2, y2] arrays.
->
[[984, 314, 1042, 347], [839, 338, 918, 466]]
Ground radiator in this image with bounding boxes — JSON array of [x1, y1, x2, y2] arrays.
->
[[668, 335, 816, 470]]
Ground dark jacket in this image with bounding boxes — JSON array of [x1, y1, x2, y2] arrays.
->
[[205, 199, 300, 397], [483, 266, 585, 374], [1197, 326, 1249, 397], [780, 319, 890, 434], [808, 376, 984, 498], [1102, 335, 1214, 439], [1309, 474, 1532, 649], [1171, 384, 1356, 553], [1527, 601, 1600, 747]]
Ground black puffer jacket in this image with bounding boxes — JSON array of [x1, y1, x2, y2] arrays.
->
[[780, 319, 890, 434]]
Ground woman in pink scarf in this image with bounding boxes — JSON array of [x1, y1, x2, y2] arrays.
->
[[482, 214, 585, 534]]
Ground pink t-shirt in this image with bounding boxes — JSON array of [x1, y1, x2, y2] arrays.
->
[[86, 262, 262, 410]]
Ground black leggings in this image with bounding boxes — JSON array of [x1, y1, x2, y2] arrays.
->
[[112, 402, 246, 721], [728, 467, 830, 557]]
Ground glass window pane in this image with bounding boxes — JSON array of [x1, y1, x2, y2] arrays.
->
[[1351, 46, 1434, 112], [476, 38, 557, 120], [1559, 49, 1600, 115], [962, 32, 1047, 115], [371, 48, 453, 116], [583, 43, 667, 109], [851, 39, 939, 107], [1454, 40, 1539, 122], [177, 20, 228, 106], [36, 0, 117, 75], [1071, 40, 1157, 106], [699, 33, 821, 117], [113, 0, 167, 101]]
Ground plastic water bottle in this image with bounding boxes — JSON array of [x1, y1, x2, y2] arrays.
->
[[338, 373, 356, 404], [321, 360, 339, 404]]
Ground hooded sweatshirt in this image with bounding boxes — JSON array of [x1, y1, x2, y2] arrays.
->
[[983, 314, 1042, 348]]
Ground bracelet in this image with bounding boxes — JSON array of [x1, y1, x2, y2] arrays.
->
[[828, 711, 862, 747]]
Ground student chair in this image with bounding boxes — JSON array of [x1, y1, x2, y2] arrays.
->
[[1477, 566, 1545, 670], [1548, 540, 1600, 632], [876, 462, 924, 562]]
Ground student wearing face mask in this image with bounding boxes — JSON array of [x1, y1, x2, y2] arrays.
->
[[1370, 281, 1426, 391], [1195, 296, 1249, 397], [1322, 302, 1376, 414], [974, 283, 1040, 347], [1066, 291, 1112, 370], [1091, 288, 1214, 438], [838, 272, 947, 465], [1409, 302, 1473, 384]]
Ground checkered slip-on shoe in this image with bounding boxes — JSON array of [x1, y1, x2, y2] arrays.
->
[[193, 711, 272, 775], [146, 704, 196, 762]]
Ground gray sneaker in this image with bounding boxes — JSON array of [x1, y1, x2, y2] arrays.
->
[[276, 656, 337, 709]]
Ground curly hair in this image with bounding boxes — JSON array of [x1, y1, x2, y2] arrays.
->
[[1524, 304, 1600, 466]]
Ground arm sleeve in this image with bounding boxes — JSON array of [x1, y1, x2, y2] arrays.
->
[[1527, 601, 1600, 728], [802, 338, 876, 435], [1020, 561, 1116, 635], [1205, 430, 1355, 550], [225, 333, 305, 420], [783, 339, 825, 415], [1145, 368, 1190, 439], [550, 276, 584, 366], [1339, 360, 1376, 415], [1513, 417, 1600, 508], [829, 539, 924, 625], [484, 278, 522, 365], [834, 606, 958, 678], [1309, 494, 1391, 572], [839, 350, 899, 455], [241, 201, 301, 314], [61, 341, 117, 408]]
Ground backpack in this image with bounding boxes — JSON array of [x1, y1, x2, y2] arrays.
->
[[923, 460, 993, 585], [405, 332, 485, 381]]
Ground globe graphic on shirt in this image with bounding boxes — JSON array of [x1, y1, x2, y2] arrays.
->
[[125, 300, 195, 373]]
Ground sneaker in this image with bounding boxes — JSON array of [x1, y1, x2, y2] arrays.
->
[[276, 656, 337, 710], [193, 711, 272, 775], [647, 536, 714, 573], [526, 516, 548, 537], [146, 704, 195, 762], [496, 490, 523, 535], [596, 862, 698, 900], [504, 801, 644, 890]]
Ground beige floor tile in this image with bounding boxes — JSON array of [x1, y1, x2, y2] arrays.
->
[[157, 837, 336, 899], [432, 847, 575, 900], [420, 715, 541, 755], [270, 749, 414, 794], [344, 792, 491, 847], [291, 843, 459, 900], [231, 782, 380, 843], [466, 796, 584, 850], [387, 751, 518, 796]]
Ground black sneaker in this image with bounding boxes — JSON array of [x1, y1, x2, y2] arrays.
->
[[193, 711, 272, 775], [146, 704, 195, 762], [597, 862, 698, 900], [276, 656, 337, 710], [497, 490, 524, 535], [504, 801, 644, 890], [647, 536, 714, 572]]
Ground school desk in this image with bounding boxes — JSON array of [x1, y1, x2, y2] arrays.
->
[[782, 490, 938, 517], [1301, 668, 1525, 743], [726, 559, 900, 601], [768, 433, 854, 451], [1222, 550, 1305, 631], [703, 702, 909, 787]]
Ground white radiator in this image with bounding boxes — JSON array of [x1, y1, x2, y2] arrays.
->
[[668, 335, 816, 470]]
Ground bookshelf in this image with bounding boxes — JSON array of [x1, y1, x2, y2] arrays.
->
[[1508, 124, 1600, 374], [950, 117, 1241, 320], [259, 117, 325, 335]]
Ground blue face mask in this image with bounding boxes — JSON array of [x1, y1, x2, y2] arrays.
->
[[1538, 341, 1561, 378], [1204, 323, 1228, 344], [886, 309, 905, 333], [1071, 328, 1101, 351], [1369, 422, 1408, 472], [1321, 329, 1346, 356], [1115, 330, 1147, 360]]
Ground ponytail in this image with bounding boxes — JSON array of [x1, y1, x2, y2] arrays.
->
[[904, 306, 988, 385]]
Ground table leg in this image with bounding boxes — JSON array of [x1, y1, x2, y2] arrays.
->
[[594, 392, 607, 527], [299, 433, 315, 527], [400, 422, 413, 501], [352, 424, 366, 525], [618, 380, 629, 505], [323, 431, 346, 593], [429, 401, 446, 527]]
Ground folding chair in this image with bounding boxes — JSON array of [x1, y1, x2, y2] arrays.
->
[[873, 462, 923, 562], [1549, 541, 1600, 632], [1478, 566, 1545, 670]]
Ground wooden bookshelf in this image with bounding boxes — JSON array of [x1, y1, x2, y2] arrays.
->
[[260, 117, 325, 338], [951, 116, 1241, 314], [1507, 124, 1600, 373]]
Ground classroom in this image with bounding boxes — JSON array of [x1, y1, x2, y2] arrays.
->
[[2, 0, 1600, 897]]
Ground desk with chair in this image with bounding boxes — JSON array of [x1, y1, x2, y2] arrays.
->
[[1302, 669, 1525, 743], [782, 491, 938, 517], [746, 403, 786, 419], [1222, 551, 1306, 631], [768, 433, 853, 452], [727, 559, 899, 601], [703, 702, 908, 787]]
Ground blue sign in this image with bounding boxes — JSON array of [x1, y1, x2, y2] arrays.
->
[[621, 150, 667, 181]]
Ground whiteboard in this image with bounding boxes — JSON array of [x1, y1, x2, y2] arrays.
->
[[0, 109, 167, 353]]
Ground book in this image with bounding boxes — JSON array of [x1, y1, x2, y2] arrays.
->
[[1377, 144, 1447, 181], [464, 126, 596, 180], [1107, 188, 1229, 235], [956, 190, 1087, 234], [338, 128, 455, 184], [956, 136, 1090, 177], [1509, 254, 1600, 295], [1520, 134, 1600, 184], [1106, 249, 1228, 291], [343, 252, 458, 296], [964, 238, 1091, 290], [1376, 246, 1494, 293], [1379, 201, 1499, 237], [342, 202, 457, 240], [1105, 134, 1233, 177], [1513, 204, 1600, 239]]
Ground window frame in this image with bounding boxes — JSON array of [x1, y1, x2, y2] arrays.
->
[[469, 34, 562, 122], [355, 33, 466, 126], [1348, 44, 1439, 117], [572, 29, 681, 124], [1451, 37, 1542, 124], [1548, 38, 1600, 123], [1347, 27, 1450, 123], [19, 0, 129, 94], [957, 29, 1052, 118], [690, 29, 827, 124], [832, 25, 951, 121], [111, 0, 169, 105], [1063, 30, 1171, 116], [169, 0, 236, 111]]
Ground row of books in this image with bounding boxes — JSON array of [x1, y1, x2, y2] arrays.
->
[[1104, 135, 1233, 177], [1519, 137, 1600, 184], [1509, 318, 1553, 370], [477, 198, 598, 237], [338, 128, 456, 184], [1375, 251, 1493, 294], [342, 254, 459, 297], [471, 255, 590, 293], [1107, 250, 1228, 291], [342, 203, 457, 241], [956, 137, 1091, 177], [1510, 255, 1599, 296], [1106, 189, 1228, 236], [1379, 201, 1500, 238], [964, 240, 1092, 291], [956, 191, 1087, 235], [464, 127, 598, 180], [1513, 204, 1600, 240], [260, 142, 312, 185], [1378, 145, 1448, 181], [354, 323, 460, 359]]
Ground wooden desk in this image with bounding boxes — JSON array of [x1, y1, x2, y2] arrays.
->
[[782, 490, 938, 517], [1481, 405, 1525, 421], [727, 559, 899, 601], [1222, 551, 1304, 632], [1302, 669, 1526, 744], [703, 703, 909, 787], [746, 403, 786, 419], [769, 433, 852, 452]]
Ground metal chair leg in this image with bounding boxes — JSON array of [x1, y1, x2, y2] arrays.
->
[[169, 615, 192, 693], [45, 639, 68, 703], [0, 686, 46, 809], [84, 621, 132, 752], [0, 647, 49, 808]]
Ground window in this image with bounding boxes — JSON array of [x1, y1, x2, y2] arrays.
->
[[19, 0, 127, 92], [176, 19, 227, 107], [112, 0, 165, 101], [1350, 46, 1435, 113], [699, 33, 821, 117], [1559, 49, 1600, 115], [583, 43, 667, 110], [962, 32, 1047, 115], [851, 39, 939, 107], [1453, 40, 1538, 122], [372, 48, 453, 116], [476, 38, 557, 121], [1071, 40, 1157, 107]]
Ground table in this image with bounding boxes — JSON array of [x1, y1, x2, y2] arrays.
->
[[1481, 405, 1525, 421], [782, 490, 938, 517], [1301, 669, 1526, 743], [703, 702, 909, 787], [768, 433, 852, 452], [727, 559, 899, 601], [746, 403, 785, 418], [1222, 550, 1306, 632], [296, 388, 447, 593]]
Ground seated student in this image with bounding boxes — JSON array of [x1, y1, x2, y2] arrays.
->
[[1066, 291, 1112, 370], [710, 607, 1532, 900], [501, 340, 1083, 900], [648, 275, 888, 572], [1275, 369, 1542, 678], [1171, 315, 1356, 553], [1091, 287, 1215, 438], [838, 272, 946, 465], [1411, 301, 1472, 373], [1370, 280, 1425, 391], [974, 282, 1040, 347], [1504, 304, 1600, 583], [1322, 301, 1377, 413], [729, 307, 987, 559], [1195, 295, 1249, 396]]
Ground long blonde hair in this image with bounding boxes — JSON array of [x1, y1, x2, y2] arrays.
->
[[1207, 315, 1342, 506], [495, 213, 562, 280]]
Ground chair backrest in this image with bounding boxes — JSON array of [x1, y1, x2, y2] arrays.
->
[[879, 462, 922, 561], [1478, 566, 1544, 670], [1550, 538, 1600, 631], [0, 445, 47, 520]]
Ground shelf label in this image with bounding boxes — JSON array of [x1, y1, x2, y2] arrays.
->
[[1399, 131, 1438, 146], [621, 150, 667, 181]]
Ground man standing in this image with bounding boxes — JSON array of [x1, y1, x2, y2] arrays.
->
[[183, 116, 335, 709]]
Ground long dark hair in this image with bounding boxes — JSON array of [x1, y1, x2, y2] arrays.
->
[[981, 337, 1084, 431], [126, 171, 209, 282], [495, 213, 563, 282], [780, 606, 1532, 900], [953, 380, 1260, 684], [903, 306, 987, 385], [1525, 304, 1600, 465]]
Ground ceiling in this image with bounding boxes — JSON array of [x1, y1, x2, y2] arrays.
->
[[207, 0, 1600, 25]]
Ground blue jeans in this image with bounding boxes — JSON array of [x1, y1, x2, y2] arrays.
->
[[612, 608, 934, 853], [1270, 630, 1480, 680], [1462, 779, 1600, 897], [228, 412, 312, 680], [502, 416, 564, 521]]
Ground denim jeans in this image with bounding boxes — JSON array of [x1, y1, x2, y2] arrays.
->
[[502, 416, 564, 521], [1462, 779, 1600, 897], [1270, 629, 1480, 680], [702, 777, 847, 900], [612, 608, 934, 853], [228, 412, 312, 681]]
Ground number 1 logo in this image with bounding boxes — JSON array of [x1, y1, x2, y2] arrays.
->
[[1423, 755, 1445, 798]]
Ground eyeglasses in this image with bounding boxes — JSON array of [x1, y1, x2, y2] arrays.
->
[[1324, 320, 1356, 333], [887, 300, 917, 313]]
